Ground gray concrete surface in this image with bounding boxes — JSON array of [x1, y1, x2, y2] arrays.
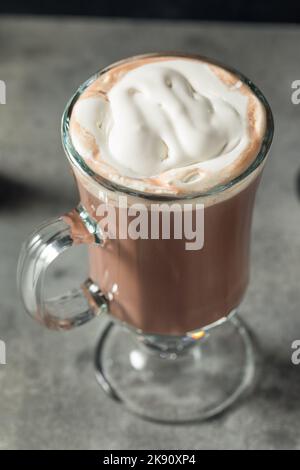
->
[[0, 16, 300, 450]]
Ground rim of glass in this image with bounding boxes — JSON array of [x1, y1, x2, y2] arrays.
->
[[61, 52, 274, 201]]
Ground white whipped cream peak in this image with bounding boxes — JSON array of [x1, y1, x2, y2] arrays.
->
[[70, 57, 266, 195]]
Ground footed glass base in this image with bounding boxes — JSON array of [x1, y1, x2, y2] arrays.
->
[[94, 314, 255, 423]]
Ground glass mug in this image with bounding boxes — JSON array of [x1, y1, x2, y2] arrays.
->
[[18, 53, 273, 422]]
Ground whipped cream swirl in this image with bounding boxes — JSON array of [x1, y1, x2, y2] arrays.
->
[[70, 57, 266, 195]]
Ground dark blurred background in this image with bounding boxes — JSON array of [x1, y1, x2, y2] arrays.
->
[[1, 0, 300, 23]]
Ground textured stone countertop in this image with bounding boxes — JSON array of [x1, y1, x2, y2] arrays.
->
[[0, 16, 300, 450]]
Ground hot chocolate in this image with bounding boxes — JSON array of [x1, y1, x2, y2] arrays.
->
[[67, 53, 268, 335]]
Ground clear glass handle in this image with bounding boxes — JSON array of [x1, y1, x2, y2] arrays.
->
[[17, 206, 108, 330]]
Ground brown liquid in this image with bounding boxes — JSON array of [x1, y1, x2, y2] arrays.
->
[[75, 172, 261, 335]]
